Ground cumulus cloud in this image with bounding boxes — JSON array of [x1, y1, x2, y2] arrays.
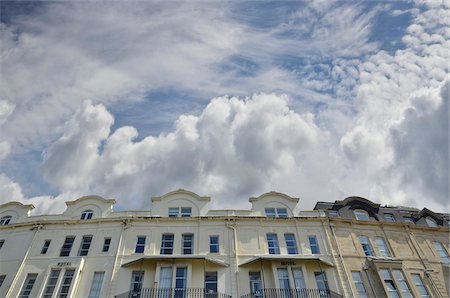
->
[[40, 95, 328, 210]]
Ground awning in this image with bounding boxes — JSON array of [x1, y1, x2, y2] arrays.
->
[[239, 255, 334, 267], [122, 256, 229, 267]]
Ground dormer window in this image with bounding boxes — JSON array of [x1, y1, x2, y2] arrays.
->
[[425, 217, 438, 227], [328, 210, 339, 217], [168, 207, 192, 217], [384, 213, 395, 222], [265, 208, 288, 218], [354, 210, 370, 221], [0, 216, 12, 225], [80, 210, 94, 220]]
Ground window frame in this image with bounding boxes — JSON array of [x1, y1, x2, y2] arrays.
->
[[102, 237, 111, 252], [41, 240, 51, 255], [160, 234, 174, 255], [358, 236, 374, 257], [88, 271, 105, 298], [425, 217, 438, 227], [0, 215, 12, 225], [60, 236, 75, 257], [284, 233, 298, 254], [80, 210, 94, 220], [351, 271, 368, 298], [354, 210, 370, 221], [432, 241, 450, 264], [411, 274, 430, 297], [78, 235, 93, 256], [168, 207, 192, 217], [308, 235, 320, 254], [57, 268, 75, 298], [205, 271, 218, 294], [265, 207, 288, 218], [18, 273, 38, 298], [42, 269, 61, 298], [384, 213, 396, 222], [380, 269, 399, 297], [392, 269, 413, 297], [130, 271, 144, 294], [375, 237, 391, 257], [209, 235, 219, 254], [182, 233, 193, 255], [266, 233, 280, 254], [135, 236, 146, 254]]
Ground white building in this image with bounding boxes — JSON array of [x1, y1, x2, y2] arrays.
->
[[0, 190, 342, 298]]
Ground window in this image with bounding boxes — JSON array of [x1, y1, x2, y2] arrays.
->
[[314, 272, 329, 291], [130, 271, 144, 294], [404, 217, 415, 223], [41, 240, 51, 254], [42, 269, 61, 298], [432, 241, 450, 264], [380, 269, 399, 298], [18, 273, 38, 298], [78, 235, 93, 256], [135, 236, 146, 254], [58, 269, 75, 298], [292, 268, 306, 289], [60, 236, 75, 257], [168, 207, 192, 217], [284, 234, 298, 254], [411, 274, 430, 297], [0, 275, 5, 287], [209, 236, 219, 253], [308, 235, 320, 254], [352, 272, 368, 298], [88, 272, 105, 298], [175, 267, 187, 298], [181, 207, 192, 217], [0, 216, 11, 225], [205, 272, 218, 295], [102, 237, 111, 252], [159, 267, 173, 292], [277, 268, 290, 289], [182, 234, 193, 255], [375, 237, 391, 257], [160, 234, 174, 255], [354, 210, 370, 221], [359, 236, 374, 257], [266, 234, 280, 254], [328, 210, 339, 217], [384, 214, 395, 222], [249, 272, 262, 295], [0, 239, 4, 250], [392, 270, 412, 297], [265, 208, 288, 218], [80, 210, 93, 220], [426, 217, 438, 227]]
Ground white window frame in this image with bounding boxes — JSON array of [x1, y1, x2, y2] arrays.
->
[[78, 235, 93, 256], [265, 208, 288, 218], [354, 210, 370, 221], [168, 207, 192, 217], [130, 271, 144, 293], [60, 236, 75, 257], [0, 216, 11, 225], [160, 234, 174, 255], [18, 273, 38, 298], [392, 269, 412, 297], [351, 271, 368, 298], [358, 236, 374, 257], [135, 236, 146, 254], [380, 269, 399, 297], [57, 268, 75, 298], [88, 271, 105, 298], [433, 241, 450, 264], [411, 274, 430, 297], [41, 240, 51, 254], [308, 235, 320, 254], [266, 233, 280, 254], [102, 237, 111, 252], [209, 236, 219, 254], [375, 237, 391, 257], [182, 234, 193, 255], [80, 210, 94, 220], [284, 233, 298, 254]]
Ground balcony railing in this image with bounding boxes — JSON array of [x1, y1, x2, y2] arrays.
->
[[115, 288, 232, 298], [240, 288, 342, 298]]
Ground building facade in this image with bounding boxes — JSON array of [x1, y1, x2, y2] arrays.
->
[[0, 190, 448, 298]]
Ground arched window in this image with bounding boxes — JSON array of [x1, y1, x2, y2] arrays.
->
[[354, 210, 370, 221], [80, 210, 94, 220], [0, 216, 12, 225], [425, 217, 438, 227]]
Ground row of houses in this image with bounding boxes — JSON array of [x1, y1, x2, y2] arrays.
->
[[0, 189, 449, 297]]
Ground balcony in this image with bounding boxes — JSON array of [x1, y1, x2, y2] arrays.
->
[[115, 288, 232, 298], [240, 289, 342, 298]]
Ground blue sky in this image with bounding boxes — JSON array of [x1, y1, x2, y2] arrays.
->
[[0, 0, 448, 214]]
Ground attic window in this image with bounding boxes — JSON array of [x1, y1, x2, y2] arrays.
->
[[328, 210, 339, 217], [354, 210, 370, 221], [168, 207, 192, 217], [80, 210, 94, 220], [0, 216, 11, 226], [426, 217, 438, 228], [265, 208, 288, 218]]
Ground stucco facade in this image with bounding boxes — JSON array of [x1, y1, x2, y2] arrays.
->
[[0, 191, 448, 298]]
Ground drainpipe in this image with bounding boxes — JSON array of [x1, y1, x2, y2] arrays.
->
[[226, 220, 239, 297], [106, 219, 130, 297], [328, 223, 354, 297], [6, 223, 42, 298]]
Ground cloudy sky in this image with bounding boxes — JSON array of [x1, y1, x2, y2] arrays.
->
[[0, 0, 448, 214]]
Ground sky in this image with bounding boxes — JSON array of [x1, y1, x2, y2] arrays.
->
[[0, 0, 448, 214]]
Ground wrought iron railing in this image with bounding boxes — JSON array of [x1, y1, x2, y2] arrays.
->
[[240, 288, 342, 298], [115, 288, 232, 298]]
